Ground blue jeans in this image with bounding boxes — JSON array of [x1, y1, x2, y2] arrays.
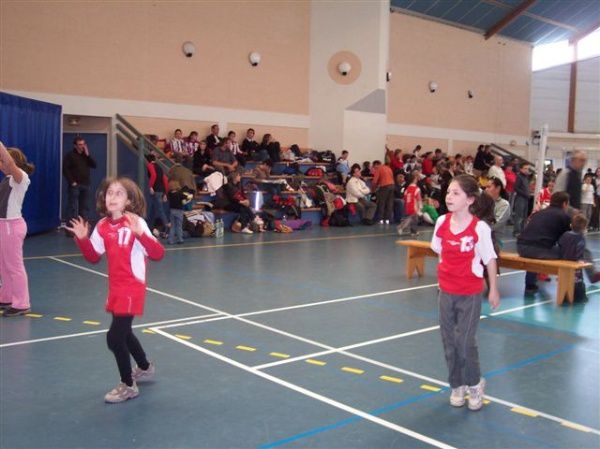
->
[[168, 209, 184, 244], [147, 193, 169, 230], [66, 184, 90, 221], [512, 195, 529, 235]]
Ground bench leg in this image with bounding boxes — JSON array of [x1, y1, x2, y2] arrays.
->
[[556, 268, 575, 305], [406, 249, 425, 279]]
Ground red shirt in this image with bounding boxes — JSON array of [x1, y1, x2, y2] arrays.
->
[[431, 214, 497, 295], [422, 158, 434, 176], [76, 216, 165, 315], [404, 184, 421, 215], [504, 169, 516, 193]]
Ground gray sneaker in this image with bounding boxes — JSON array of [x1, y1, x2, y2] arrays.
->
[[132, 361, 155, 383], [450, 385, 466, 407], [104, 382, 139, 403], [468, 378, 486, 411]]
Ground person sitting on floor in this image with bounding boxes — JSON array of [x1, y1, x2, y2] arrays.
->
[[214, 171, 256, 234]]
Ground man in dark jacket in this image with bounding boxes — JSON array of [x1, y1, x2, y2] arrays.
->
[[63, 137, 97, 226], [512, 162, 531, 236], [517, 192, 571, 293], [554, 150, 586, 210]]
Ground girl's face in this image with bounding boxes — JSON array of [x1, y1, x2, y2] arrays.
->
[[105, 182, 130, 218], [548, 181, 555, 191], [584, 177, 592, 184], [446, 181, 474, 213]]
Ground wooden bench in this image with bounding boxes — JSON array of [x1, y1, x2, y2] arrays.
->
[[396, 240, 592, 305]]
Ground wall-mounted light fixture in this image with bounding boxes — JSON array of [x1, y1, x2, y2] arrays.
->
[[182, 41, 195, 58], [249, 52, 261, 67], [468, 89, 474, 99], [386, 71, 392, 82], [428, 81, 438, 93], [338, 62, 351, 76]]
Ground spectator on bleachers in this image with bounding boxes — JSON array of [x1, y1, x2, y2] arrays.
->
[[512, 162, 531, 236], [228, 130, 246, 167], [371, 160, 394, 224], [212, 138, 239, 174], [437, 161, 453, 214], [361, 161, 372, 178], [504, 157, 517, 207], [487, 155, 506, 187], [192, 140, 215, 179], [473, 145, 489, 177], [252, 160, 272, 180], [463, 155, 474, 175], [336, 150, 350, 184], [260, 134, 281, 163], [485, 177, 510, 240], [168, 128, 185, 155], [215, 171, 255, 234], [241, 128, 259, 160], [205, 124, 222, 151], [421, 151, 434, 176], [421, 196, 439, 225], [432, 148, 444, 166], [168, 153, 197, 192], [290, 144, 303, 158], [280, 146, 295, 162], [413, 145, 422, 155], [346, 166, 376, 225], [386, 147, 403, 174], [146, 152, 170, 237]]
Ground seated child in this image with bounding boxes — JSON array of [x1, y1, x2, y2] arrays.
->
[[559, 214, 588, 303]]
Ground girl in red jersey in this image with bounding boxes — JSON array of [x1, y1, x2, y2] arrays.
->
[[431, 174, 500, 411], [66, 177, 165, 403]]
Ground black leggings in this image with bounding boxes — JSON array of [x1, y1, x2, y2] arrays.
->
[[106, 315, 149, 386]]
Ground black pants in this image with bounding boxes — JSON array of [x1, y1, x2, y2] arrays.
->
[[106, 315, 149, 386], [226, 203, 255, 228]]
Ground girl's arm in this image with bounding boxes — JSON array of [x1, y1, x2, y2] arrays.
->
[[0, 141, 24, 183], [66, 217, 103, 263], [126, 213, 165, 261], [486, 258, 500, 310]]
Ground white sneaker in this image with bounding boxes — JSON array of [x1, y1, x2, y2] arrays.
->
[[104, 381, 139, 403], [132, 361, 155, 383], [450, 385, 466, 407], [379, 220, 385, 224], [468, 378, 486, 411], [241, 227, 254, 234], [385, 220, 390, 224]]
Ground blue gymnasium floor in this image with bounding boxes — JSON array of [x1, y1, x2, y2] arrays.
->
[[1, 225, 599, 449]]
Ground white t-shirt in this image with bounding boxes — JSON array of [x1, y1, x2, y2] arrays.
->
[[582, 183, 594, 205], [0, 169, 30, 219]]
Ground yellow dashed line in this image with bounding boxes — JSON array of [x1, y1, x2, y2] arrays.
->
[[175, 334, 192, 340], [270, 352, 290, 359], [54, 316, 72, 322], [83, 320, 100, 326], [341, 367, 364, 375], [305, 359, 327, 366], [236, 345, 257, 352], [25, 313, 43, 318], [204, 339, 223, 346], [561, 421, 592, 432], [420, 384, 442, 392], [511, 407, 538, 417], [142, 329, 155, 334], [379, 375, 404, 384]]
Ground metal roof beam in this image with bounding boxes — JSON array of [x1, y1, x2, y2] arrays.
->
[[484, 0, 537, 40], [569, 18, 600, 44]]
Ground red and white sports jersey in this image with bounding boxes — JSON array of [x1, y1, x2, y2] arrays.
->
[[431, 213, 496, 295], [404, 184, 421, 215], [76, 216, 164, 315]]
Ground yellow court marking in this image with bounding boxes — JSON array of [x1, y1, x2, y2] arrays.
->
[[511, 407, 538, 417], [341, 367, 365, 375], [379, 375, 404, 384], [54, 316, 72, 322], [204, 339, 224, 346], [83, 320, 100, 326], [175, 334, 192, 340], [142, 329, 156, 334], [420, 384, 442, 392], [561, 421, 592, 432], [270, 352, 290, 359], [25, 313, 43, 318], [305, 359, 327, 366], [236, 345, 257, 352]]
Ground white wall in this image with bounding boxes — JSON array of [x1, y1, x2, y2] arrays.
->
[[530, 56, 600, 134]]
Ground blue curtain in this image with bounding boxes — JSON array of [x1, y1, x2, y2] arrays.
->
[[0, 92, 62, 234]]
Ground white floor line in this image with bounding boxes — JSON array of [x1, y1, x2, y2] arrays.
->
[[151, 328, 457, 449], [489, 300, 553, 316], [0, 312, 222, 349]]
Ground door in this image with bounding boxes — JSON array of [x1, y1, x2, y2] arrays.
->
[[62, 133, 108, 222]]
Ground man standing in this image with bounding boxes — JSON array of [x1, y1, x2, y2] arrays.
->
[[371, 160, 395, 224], [555, 150, 586, 210], [63, 137, 96, 228]]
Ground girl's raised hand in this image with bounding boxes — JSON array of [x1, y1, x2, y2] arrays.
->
[[65, 217, 89, 239], [124, 212, 143, 236]]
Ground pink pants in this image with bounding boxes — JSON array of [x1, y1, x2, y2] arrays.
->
[[0, 218, 30, 309]]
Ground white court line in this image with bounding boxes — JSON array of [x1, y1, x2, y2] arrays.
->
[[0, 313, 222, 349], [151, 328, 457, 449]]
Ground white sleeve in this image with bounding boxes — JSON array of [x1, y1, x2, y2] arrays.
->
[[8, 169, 30, 188], [430, 214, 446, 255], [89, 224, 105, 255], [475, 221, 497, 265]]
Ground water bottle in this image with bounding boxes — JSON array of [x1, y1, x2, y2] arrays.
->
[[215, 219, 224, 238], [282, 214, 287, 225]]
